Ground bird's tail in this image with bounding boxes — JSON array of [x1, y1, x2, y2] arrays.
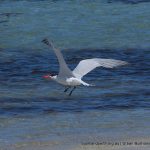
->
[[80, 80, 95, 86], [89, 83, 96, 86]]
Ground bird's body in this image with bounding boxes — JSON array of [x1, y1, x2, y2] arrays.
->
[[51, 75, 90, 86], [42, 38, 128, 95]]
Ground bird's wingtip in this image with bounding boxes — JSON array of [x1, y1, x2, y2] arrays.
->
[[42, 38, 54, 48], [41, 38, 49, 45]]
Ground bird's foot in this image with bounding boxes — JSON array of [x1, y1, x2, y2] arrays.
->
[[64, 87, 70, 93], [68, 87, 76, 96]]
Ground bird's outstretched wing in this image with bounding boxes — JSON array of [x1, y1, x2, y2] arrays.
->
[[73, 58, 128, 79], [42, 39, 73, 77]]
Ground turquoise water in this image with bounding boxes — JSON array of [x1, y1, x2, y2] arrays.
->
[[0, 0, 150, 50], [0, 0, 150, 149]]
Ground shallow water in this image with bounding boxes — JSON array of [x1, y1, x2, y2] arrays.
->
[[0, 0, 150, 149]]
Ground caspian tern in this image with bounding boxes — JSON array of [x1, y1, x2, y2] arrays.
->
[[42, 38, 128, 96]]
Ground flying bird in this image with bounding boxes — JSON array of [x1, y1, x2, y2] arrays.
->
[[42, 38, 128, 96]]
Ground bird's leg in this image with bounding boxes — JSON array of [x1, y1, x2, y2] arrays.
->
[[69, 87, 76, 96], [64, 87, 70, 92]]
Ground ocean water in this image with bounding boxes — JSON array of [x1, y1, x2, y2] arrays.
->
[[0, 0, 150, 149]]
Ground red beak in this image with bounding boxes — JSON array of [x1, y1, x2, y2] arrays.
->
[[43, 75, 50, 79]]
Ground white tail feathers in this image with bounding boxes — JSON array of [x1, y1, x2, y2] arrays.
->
[[80, 80, 93, 86]]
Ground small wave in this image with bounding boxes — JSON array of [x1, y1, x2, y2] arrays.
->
[[108, 0, 150, 4]]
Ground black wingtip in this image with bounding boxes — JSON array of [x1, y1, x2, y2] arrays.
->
[[41, 38, 50, 45]]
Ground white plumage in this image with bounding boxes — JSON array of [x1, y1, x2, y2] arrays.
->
[[42, 39, 128, 96], [73, 58, 128, 79]]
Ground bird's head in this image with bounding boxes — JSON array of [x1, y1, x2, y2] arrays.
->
[[43, 74, 56, 80], [43, 74, 53, 80]]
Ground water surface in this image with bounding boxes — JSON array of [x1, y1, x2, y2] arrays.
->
[[0, 0, 150, 149]]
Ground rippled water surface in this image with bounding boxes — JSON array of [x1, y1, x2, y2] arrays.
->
[[0, 0, 150, 149]]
